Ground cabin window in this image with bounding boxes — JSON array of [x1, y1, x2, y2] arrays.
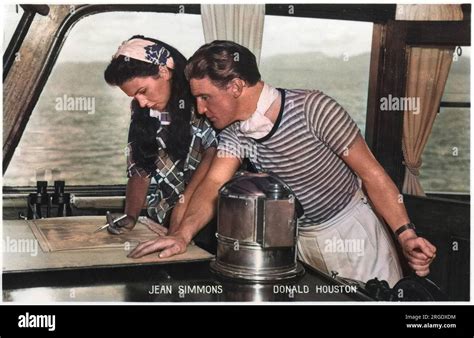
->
[[260, 15, 373, 135], [3, 11, 204, 187], [3, 5, 24, 53], [419, 47, 470, 194]]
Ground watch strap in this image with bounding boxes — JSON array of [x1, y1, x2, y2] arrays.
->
[[395, 222, 416, 237]]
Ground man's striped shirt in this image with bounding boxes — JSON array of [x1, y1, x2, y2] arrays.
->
[[217, 89, 361, 226]]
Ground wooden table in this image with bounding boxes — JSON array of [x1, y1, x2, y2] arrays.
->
[[3, 217, 213, 273], [2, 217, 372, 302]]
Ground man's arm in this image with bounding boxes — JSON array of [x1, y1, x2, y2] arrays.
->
[[168, 147, 217, 234], [342, 134, 436, 276], [127, 153, 241, 258]]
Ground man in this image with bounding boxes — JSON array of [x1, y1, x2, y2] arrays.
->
[[129, 40, 436, 286]]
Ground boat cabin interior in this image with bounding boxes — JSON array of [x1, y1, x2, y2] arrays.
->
[[2, 4, 471, 302]]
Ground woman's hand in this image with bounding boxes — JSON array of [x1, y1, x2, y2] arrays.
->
[[107, 215, 137, 235]]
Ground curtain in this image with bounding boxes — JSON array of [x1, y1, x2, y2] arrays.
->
[[401, 48, 456, 195], [396, 4, 463, 21], [200, 4, 265, 64], [396, 5, 463, 195]]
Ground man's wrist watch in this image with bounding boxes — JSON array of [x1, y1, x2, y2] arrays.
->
[[395, 222, 416, 238]]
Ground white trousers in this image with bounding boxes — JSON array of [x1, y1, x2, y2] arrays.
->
[[297, 189, 403, 287]]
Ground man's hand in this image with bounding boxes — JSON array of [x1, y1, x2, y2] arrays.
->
[[398, 230, 437, 277], [128, 154, 240, 259], [127, 233, 190, 259]]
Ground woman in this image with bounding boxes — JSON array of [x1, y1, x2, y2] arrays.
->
[[104, 35, 217, 236]]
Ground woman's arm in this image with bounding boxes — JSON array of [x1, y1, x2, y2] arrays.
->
[[127, 153, 241, 259], [121, 175, 151, 230], [168, 147, 217, 234]]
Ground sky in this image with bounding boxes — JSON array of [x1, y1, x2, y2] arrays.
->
[[3, 5, 375, 63]]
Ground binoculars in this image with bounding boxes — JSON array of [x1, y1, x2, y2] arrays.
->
[[27, 180, 72, 219]]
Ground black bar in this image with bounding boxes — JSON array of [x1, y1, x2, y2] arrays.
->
[[265, 4, 396, 23], [439, 101, 470, 108], [405, 21, 471, 46], [21, 5, 50, 16], [0, 305, 473, 336]]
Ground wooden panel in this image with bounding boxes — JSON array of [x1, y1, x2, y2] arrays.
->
[[365, 23, 384, 147], [365, 20, 407, 190], [403, 195, 470, 300], [3, 10, 35, 80], [448, 236, 470, 301], [27, 216, 159, 252], [3, 6, 71, 172], [3, 218, 213, 273]]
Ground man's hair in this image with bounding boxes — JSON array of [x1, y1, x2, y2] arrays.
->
[[185, 40, 261, 88]]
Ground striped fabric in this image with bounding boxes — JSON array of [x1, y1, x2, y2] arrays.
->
[[217, 89, 361, 226]]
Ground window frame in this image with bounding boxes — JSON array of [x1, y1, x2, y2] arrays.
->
[[408, 38, 471, 197], [3, 4, 201, 184], [3, 4, 471, 200], [3, 5, 51, 80], [428, 45, 471, 196], [4, 3, 385, 191], [438, 45, 470, 113]]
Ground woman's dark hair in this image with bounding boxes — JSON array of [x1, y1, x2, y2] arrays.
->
[[104, 35, 193, 169], [185, 40, 261, 88]]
